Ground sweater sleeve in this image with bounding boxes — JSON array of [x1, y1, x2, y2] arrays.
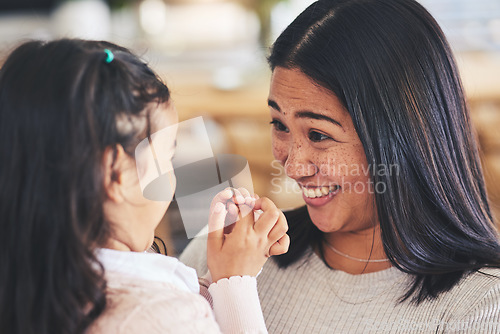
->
[[208, 276, 268, 334], [181, 228, 267, 333], [446, 283, 500, 333], [179, 229, 209, 277]]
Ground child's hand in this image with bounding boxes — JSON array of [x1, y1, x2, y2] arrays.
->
[[207, 188, 289, 282]]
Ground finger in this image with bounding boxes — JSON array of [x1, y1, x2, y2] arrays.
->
[[237, 187, 251, 198], [267, 211, 288, 244], [224, 202, 239, 227], [231, 188, 245, 205], [238, 187, 256, 211], [268, 234, 290, 256], [211, 188, 234, 210], [207, 202, 227, 253], [245, 196, 255, 208], [252, 196, 275, 212], [233, 205, 256, 233], [252, 194, 262, 220], [253, 209, 263, 221], [253, 197, 281, 235], [231, 202, 256, 234], [215, 187, 234, 203], [231, 188, 254, 222], [240, 198, 255, 220]]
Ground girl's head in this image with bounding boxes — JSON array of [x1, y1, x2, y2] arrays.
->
[[0, 39, 174, 333], [269, 0, 500, 302]]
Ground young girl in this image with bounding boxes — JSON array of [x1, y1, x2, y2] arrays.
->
[[0, 39, 289, 334]]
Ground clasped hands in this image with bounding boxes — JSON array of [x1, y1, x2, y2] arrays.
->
[[207, 187, 290, 282]]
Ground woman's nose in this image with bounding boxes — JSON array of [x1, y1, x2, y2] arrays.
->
[[283, 141, 317, 180]]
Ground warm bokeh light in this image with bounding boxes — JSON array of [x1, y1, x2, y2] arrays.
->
[[1, 0, 499, 253]]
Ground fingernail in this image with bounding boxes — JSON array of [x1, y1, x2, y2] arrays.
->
[[235, 195, 245, 203], [214, 202, 224, 213]]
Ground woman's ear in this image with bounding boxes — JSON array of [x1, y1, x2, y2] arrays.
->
[[103, 145, 128, 203]]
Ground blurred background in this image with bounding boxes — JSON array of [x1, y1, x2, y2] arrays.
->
[[1, 0, 499, 254]]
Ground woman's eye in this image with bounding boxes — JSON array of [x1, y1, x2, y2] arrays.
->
[[308, 131, 331, 142], [270, 120, 289, 133]]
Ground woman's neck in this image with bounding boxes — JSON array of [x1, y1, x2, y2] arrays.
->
[[317, 226, 392, 274]]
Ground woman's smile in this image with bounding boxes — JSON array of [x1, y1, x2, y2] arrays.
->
[[300, 185, 341, 207]]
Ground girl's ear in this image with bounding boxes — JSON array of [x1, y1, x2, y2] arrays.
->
[[103, 145, 128, 203]]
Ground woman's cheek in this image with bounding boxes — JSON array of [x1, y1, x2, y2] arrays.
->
[[271, 136, 288, 164], [320, 148, 370, 189]]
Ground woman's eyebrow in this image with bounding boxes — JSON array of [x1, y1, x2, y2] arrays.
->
[[268, 99, 281, 111], [296, 111, 343, 128], [268, 99, 343, 128]]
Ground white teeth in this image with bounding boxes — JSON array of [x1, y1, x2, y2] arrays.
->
[[320, 186, 330, 195], [302, 185, 339, 198], [302, 188, 312, 198]]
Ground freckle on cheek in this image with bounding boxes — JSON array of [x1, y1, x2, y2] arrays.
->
[[273, 146, 285, 158]]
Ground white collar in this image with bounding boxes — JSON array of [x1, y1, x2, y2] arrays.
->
[[96, 248, 199, 294]]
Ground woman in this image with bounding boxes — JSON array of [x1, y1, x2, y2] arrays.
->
[[0, 39, 289, 334], [180, 0, 500, 332]]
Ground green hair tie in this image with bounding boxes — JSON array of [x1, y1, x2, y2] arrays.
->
[[104, 49, 114, 63]]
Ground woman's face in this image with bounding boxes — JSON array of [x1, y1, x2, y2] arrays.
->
[[269, 67, 377, 233]]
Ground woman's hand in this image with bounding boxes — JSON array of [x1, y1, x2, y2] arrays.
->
[[207, 187, 289, 282]]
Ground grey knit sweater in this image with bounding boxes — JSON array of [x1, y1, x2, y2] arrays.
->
[[180, 236, 500, 333]]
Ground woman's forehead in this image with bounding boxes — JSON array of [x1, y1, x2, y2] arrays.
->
[[269, 67, 348, 119]]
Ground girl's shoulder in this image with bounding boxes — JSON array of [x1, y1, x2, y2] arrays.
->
[[90, 274, 218, 333]]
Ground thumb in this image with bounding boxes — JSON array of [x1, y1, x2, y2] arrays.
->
[[207, 201, 226, 253]]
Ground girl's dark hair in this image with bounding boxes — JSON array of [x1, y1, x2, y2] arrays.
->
[[0, 39, 170, 333], [270, 0, 500, 303]]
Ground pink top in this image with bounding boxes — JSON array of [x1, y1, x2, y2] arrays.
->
[[88, 249, 267, 333]]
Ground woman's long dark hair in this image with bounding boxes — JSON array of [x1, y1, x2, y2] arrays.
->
[[0, 39, 170, 333], [270, 0, 500, 303]]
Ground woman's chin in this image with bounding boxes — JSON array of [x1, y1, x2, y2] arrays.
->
[[306, 206, 341, 233]]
